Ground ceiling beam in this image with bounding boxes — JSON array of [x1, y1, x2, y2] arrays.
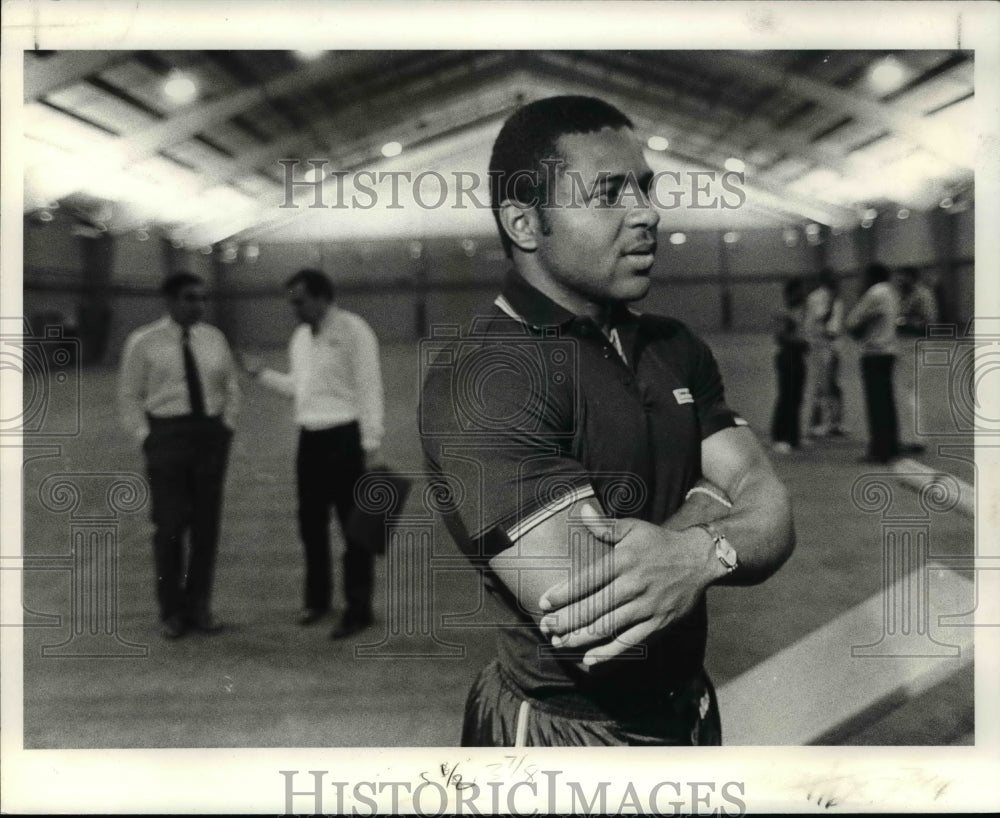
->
[[116, 51, 488, 164], [530, 52, 855, 176], [24, 50, 126, 101], [690, 52, 973, 170], [191, 53, 520, 189]]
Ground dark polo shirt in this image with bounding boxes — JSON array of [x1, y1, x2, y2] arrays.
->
[[420, 270, 745, 719]]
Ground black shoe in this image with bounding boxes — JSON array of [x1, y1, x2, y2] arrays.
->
[[299, 608, 328, 626], [188, 613, 224, 634], [160, 615, 186, 640], [330, 613, 372, 640]]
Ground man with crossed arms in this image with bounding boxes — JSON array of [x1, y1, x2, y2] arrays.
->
[[421, 96, 794, 746]]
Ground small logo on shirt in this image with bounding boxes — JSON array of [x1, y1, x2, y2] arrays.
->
[[673, 387, 694, 405]]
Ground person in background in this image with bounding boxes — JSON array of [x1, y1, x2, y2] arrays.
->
[[118, 272, 240, 639], [893, 265, 938, 454], [803, 268, 846, 439], [845, 262, 903, 464], [770, 276, 809, 454], [245, 269, 384, 639], [894, 266, 939, 337]]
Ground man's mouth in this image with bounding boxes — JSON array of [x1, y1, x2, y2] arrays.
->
[[625, 243, 657, 263]]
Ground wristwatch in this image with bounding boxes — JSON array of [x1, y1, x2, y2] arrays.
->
[[695, 522, 738, 573]]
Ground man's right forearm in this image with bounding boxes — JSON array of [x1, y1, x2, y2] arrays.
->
[[662, 479, 733, 532]]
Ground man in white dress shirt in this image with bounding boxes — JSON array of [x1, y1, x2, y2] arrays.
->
[[119, 272, 240, 639], [249, 269, 384, 638]]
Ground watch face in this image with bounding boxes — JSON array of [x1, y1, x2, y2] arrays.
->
[[717, 539, 738, 570]]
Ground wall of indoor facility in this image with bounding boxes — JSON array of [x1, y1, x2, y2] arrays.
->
[[22, 204, 975, 364]]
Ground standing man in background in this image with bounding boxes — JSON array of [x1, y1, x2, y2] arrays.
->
[[247, 269, 384, 639], [846, 262, 903, 463], [770, 276, 809, 454], [803, 268, 846, 439], [893, 265, 938, 453], [119, 271, 240, 639]]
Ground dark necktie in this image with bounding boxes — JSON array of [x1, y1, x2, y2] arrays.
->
[[181, 327, 206, 416]]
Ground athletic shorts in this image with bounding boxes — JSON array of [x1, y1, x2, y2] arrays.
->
[[461, 661, 722, 747]]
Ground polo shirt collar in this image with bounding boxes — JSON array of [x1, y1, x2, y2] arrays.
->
[[497, 269, 640, 331]]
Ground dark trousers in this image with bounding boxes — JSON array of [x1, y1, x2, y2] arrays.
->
[[462, 661, 722, 746], [296, 422, 372, 617], [771, 345, 807, 447], [144, 416, 232, 622], [861, 354, 900, 462]]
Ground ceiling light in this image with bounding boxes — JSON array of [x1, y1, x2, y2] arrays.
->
[[38, 209, 54, 222], [861, 218, 874, 229], [939, 197, 954, 209], [669, 232, 687, 245], [303, 166, 326, 183], [862, 208, 878, 221], [163, 70, 198, 105], [897, 208, 910, 220], [868, 56, 907, 96], [805, 223, 821, 236], [724, 158, 745, 174], [381, 141, 403, 158], [722, 231, 740, 244], [136, 228, 149, 241], [647, 135, 669, 152]]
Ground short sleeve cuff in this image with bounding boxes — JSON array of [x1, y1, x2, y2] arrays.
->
[[700, 409, 748, 440], [499, 482, 596, 543]]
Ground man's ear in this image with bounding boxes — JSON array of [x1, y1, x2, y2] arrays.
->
[[499, 200, 541, 253]]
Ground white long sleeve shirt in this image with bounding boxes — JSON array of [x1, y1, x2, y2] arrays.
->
[[846, 281, 900, 356], [259, 306, 385, 451], [118, 316, 241, 443]]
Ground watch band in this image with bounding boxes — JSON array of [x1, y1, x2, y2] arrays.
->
[[695, 522, 739, 573]]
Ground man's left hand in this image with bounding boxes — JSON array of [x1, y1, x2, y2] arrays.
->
[[537, 504, 721, 666]]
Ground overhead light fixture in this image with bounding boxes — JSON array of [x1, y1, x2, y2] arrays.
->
[[868, 56, 907, 96], [722, 231, 740, 244], [163, 70, 199, 105], [303, 166, 326, 183], [381, 141, 403, 158], [669, 232, 686, 245], [939, 197, 954, 209], [723, 158, 745, 174], [861, 218, 874, 229], [862, 208, 878, 221], [37, 209, 54, 222], [897, 208, 910, 220], [136, 228, 150, 241], [647, 135, 669, 152], [804, 223, 821, 236]]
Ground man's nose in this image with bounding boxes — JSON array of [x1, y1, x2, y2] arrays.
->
[[627, 193, 660, 231]]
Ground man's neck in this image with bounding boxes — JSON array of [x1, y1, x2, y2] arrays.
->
[[517, 266, 615, 331], [309, 305, 333, 335]]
